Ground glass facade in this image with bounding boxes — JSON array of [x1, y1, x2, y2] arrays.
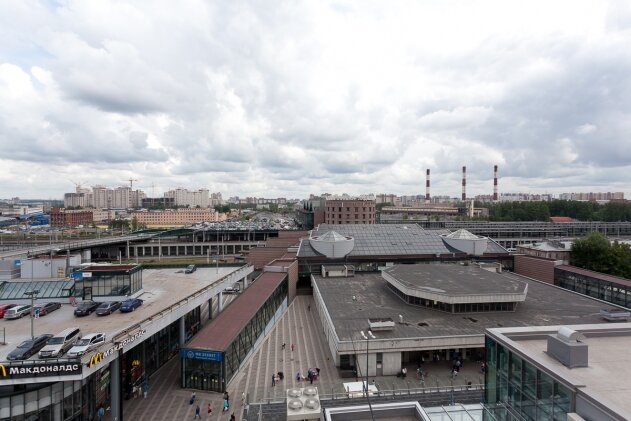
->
[[484, 336, 572, 421], [555, 268, 631, 308], [73, 266, 142, 298], [182, 278, 288, 392], [387, 283, 517, 313], [0, 379, 94, 421], [0, 280, 74, 300]]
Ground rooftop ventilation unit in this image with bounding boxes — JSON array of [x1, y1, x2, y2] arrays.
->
[[600, 308, 631, 322], [287, 387, 320, 420], [547, 327, 588, 368], [368, 318, 395, 331]]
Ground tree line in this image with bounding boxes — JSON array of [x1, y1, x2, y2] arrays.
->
[[477, 200, 631, 222], [571, 232, 631, 278]]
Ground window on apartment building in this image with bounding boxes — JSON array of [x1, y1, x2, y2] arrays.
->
[[355, 207, 358, 211], [339, 214, 342, 219], [339, 207, 342, 211], [355, 214, 358, 219]]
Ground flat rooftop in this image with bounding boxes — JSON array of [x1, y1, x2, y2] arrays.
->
[[383, 264, 527, 296], [489, 323, 631, 419], [313, 269, 614, 342], [0, 267, 240, 362]]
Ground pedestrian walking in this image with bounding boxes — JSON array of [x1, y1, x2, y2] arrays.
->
[[230, 414, 236, 421], [242, 391, 246, 404], [307, 304, 310, 312], [272, 373, 276, 387], [96, 405, 105, 421], [143, 381, 149, 399], [282, 342, 286, 350], [194, 404, 201, 419], [296, 371, 301, 381], [207, 403, 212, 415], [291, 343, 295, 352], [223, 398, 229, 412], [189, 392, 196, 405], [308, 372, 313, 385]]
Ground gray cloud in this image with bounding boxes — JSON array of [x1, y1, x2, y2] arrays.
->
[[1, 0, 630, 199]]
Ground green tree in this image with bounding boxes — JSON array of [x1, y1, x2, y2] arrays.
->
[[571, 232, 609, 272]]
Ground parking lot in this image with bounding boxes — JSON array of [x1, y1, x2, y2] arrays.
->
[[0, 267, 238, 362]]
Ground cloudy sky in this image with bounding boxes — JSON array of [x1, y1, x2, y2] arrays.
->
[[1, 0, 631, 200]]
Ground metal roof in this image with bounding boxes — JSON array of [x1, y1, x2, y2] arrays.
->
[[187, 271, 287, 351]]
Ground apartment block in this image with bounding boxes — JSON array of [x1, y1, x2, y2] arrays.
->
[[131, 208, 227, 226], [323, 197, 376, 224]]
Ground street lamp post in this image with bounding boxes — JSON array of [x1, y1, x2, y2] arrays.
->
[[24, 289, 39, 340], [360, 329, 376, 420]]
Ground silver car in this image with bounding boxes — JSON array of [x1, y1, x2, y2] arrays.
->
[[4, 305, 32, 319]]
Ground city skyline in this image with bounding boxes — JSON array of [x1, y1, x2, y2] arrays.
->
[[2, 1, 631, 199]]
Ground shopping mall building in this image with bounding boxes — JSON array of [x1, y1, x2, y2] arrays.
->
[[0, 263, 252, 421]]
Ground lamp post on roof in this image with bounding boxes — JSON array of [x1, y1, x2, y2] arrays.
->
[[359, 329, 376, 421], [24, 289, 39, 340]]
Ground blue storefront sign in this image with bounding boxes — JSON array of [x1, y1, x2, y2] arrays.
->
[[70, 272, 83, 280], [180, 348, 223, 362]]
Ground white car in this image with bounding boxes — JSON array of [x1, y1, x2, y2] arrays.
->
[[66, 333, 106, 358]]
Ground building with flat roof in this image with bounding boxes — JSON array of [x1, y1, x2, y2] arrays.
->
[[311, 264, 617, 379], [485, 323, 631, 420], [130, 208, 226, 226], [0, 265, 252, 420], [323, 197, 376, 225]]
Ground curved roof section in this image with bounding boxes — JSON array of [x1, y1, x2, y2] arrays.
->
[[313, 231, 350, 242], [383, 264, 527, 304], [310, 230, 355, 258], [445, 229, 480, 240]]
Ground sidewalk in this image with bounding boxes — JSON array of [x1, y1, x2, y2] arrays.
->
[[122, 295, 485, 420]]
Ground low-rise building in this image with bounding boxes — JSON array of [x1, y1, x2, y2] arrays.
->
[[131, 208, 227, 226], [323, 196, 376, 224]]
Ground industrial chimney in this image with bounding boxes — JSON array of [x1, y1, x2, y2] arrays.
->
[[425, 169, 430, 202], [493, 165, 498, 201], [461, 166, 467, 201]]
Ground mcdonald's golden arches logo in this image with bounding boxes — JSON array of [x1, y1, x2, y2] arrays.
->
[[0, 364, 6, 377], [87, 352, 104, 368]]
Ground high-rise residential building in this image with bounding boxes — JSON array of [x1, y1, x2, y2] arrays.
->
[[164, 188, 210, 207], [63, 185, 146, 209], [558, 192, 624, 201]]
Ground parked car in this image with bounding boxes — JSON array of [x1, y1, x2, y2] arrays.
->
[[39, 327, 82, 358], [223, 283, 241, 294], [119, 298, 143, 313], [110, 285, 130, 296], [66, 333, 106, 357], [4, 305, 33, 320], [96, 301, 121, 316], [184, 264, 197, 274], [74, 301, 100, 317], [0, 303, 17, 318], [7, 334, 53, 360], [32, 302, 62, 317]]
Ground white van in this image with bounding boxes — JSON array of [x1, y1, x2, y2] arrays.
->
[[39, 327, 82, 358]]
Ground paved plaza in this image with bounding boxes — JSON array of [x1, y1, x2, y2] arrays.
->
[[123, 295, 485, 420]]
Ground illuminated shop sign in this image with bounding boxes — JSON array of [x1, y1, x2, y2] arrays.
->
[[87, 329, 147, 368], [0, 362, 82, 379], [180, 348, 223, 362]]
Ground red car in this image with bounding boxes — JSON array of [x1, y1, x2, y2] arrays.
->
[[0, 304, 17, 318]]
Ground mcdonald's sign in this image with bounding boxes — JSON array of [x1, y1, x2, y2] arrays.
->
[[87, 352, 104, 368], [0, 364, 6, 377]]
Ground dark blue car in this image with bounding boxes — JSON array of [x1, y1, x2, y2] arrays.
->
[[119, 298, 143, 313]]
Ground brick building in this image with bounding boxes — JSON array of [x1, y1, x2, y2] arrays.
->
[[130, 208, 227, 226], [50, 207, 94, 227], [323, 197, 376, 224]]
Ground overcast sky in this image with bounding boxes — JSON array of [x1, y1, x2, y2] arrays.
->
[[1, 0, 630, 200]]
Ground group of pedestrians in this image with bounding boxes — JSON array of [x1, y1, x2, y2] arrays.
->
[[190, 391, 234, 419]]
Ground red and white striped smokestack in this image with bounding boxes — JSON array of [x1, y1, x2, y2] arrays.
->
[[493, 165, 498, 201], [425, 169, 430, 201], [461, 166, 466, 201]]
